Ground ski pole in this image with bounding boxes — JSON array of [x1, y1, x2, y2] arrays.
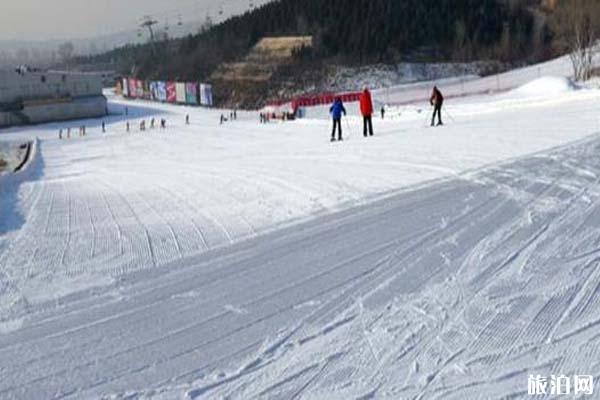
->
[[425, 107, 432, 127], [344, 116, 353, 140], [443, 107, 456, 123]]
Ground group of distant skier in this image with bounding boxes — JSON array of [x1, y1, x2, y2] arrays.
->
[[327, 85, 445, 142], [59, 117, 170, 140], [58, 125, 87, 140], [220, 109, 238, 125], [126, 118, 167, 132]]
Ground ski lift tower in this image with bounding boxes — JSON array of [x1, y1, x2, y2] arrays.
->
[[140, 15, 159, 52]]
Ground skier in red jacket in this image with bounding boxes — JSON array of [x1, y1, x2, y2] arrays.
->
[[359, 88, 374, 137]]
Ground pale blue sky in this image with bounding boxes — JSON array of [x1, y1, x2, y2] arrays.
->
[[1, 0, 271, 41]]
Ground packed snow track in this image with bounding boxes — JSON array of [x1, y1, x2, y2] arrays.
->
[[2, 133, 600, 398]]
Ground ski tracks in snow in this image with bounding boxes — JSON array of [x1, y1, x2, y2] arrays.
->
[[3, 135, 600, 398]]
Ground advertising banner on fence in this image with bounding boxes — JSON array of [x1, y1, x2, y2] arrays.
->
[[185, 83, 199, 105], [122, 78, 129, 97], [175, 82, 187, 104], [149, 81, 157, 101], [136, 80, 144, 98], [143, 81, 152, 100], [128, 78, 138, 98], [157, 81, 167, 102], [166, 82, 177, 103], [122, 78, 212, 106], [200, 83, 213, 107]]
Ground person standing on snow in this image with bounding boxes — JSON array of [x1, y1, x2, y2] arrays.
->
[[381, 106, 385, 120], [359, 88, 374, 137], [329, 97, 347, 142], [430, 86, 444, 127]]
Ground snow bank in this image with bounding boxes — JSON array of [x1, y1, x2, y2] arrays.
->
[[511, 76, 579, 97], [0, 138, 40, 188]]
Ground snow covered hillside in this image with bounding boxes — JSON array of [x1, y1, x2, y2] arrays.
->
[[2, 68, 600, 398], [374, 53, 600, 106]]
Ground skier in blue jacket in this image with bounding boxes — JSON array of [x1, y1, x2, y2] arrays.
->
[[329, 97, 347, 141]]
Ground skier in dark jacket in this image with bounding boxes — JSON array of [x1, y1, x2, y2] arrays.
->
[[430, 86, 444, 127], [329, 97, 347, 141]]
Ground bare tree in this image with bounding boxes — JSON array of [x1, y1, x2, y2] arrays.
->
[[552, 0, 600, 80], [199, 14, 214, 34], [58, 41, 75, 65]]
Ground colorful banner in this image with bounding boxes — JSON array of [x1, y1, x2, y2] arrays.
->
[[157, 81, 167, 102], [148, 81, 157, 100], [166, 82, 177, 103], [175, 82, 187, 104], [185, 83, 199, 105], [200, 83, 213, 107], [136, 80, 144, 98], [143, 81, 151, 100], [121, 77, 213, 106], [128, 78, 137, 98], [122, 78, 129, 97]]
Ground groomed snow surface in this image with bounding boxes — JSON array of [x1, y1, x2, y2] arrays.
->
[[2, 70, 600, 399]]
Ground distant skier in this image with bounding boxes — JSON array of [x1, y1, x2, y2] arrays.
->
[[220, 114, 225, 125], [101, 121, 106, 133], [329, 97, 347, 142], [233, 109, 237, 120], [359, 88, 374, 137], [126, 121, 130, 132], [160, 119, 166, 129], [430, 86, 444, 127], [59, 129, 63, 139], [381, 106, 385, 120], [150, 118, 155, 129], [185, 114, 190, 125]]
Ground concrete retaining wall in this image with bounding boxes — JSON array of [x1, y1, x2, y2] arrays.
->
[[0, 70, 103, 103], [0, 70, 107, 127], [0, 96, 107, 127]]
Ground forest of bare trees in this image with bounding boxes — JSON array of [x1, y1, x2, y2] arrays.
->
[[550, 0, 600, 80]]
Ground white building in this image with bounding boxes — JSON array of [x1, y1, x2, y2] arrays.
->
[[0, 70, 107, 127]]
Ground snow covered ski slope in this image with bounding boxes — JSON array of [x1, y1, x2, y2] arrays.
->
[[2, 73, 600, 398], [4, 126, 600, 399]]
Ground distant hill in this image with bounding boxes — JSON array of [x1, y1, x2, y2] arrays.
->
[[77, 0, 565, 107]]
